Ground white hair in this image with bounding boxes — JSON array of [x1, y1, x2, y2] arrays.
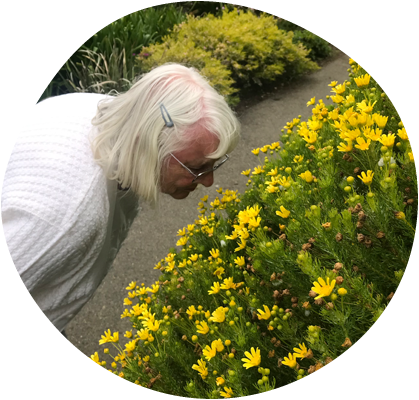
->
[[91, 63, 241, 204]]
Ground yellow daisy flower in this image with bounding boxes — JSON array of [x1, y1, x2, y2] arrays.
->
[[220, 387, 234, 398], [276, 206, 290, 219], [293, 343, 308, 358], [196, 321, 210, 335], [354, 74, 371, 88], [192, 359, 208, 380], [311, 277, 336, 300], [257, 304, 271, 320], [241, 347, 261, 369], [209, 307, 226, 323], [282, 353, 298, 368]]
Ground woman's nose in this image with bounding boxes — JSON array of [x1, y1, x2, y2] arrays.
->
[[197, 171, 214, 187]]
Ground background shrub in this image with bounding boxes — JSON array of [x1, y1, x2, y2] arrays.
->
[[291, 30, 332, 61], [136, 38, 239, 105], [138, 8, 320, 105], [91, 59, 415, 397], [39, 4, 333, 104]]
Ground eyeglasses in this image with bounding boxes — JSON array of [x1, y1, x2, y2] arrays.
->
[[170, 153, 229, 183], [160, 103, 230, 183]]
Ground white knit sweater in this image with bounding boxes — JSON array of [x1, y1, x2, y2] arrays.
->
[[1, 93, 139, 332]]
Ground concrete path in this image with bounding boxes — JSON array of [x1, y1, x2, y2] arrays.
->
[[66, 49, 351, 358]]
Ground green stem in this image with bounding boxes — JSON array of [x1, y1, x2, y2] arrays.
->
[[405, 220, 416, 233], [341, 304, 361, 375]]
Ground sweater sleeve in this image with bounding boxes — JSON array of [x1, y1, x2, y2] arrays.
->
[[1, 203, 106, 337], [2, 207, 61, 292], [2, 203, 107, 301]]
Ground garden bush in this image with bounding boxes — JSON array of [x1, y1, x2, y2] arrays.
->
[[90, 58, 416, 397], [291, 30, 332, 61], [137, 8, 320, 105]]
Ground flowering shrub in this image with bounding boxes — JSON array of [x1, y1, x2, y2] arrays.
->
[[91, 59, 416, 397], [137, 8, 319, 105]]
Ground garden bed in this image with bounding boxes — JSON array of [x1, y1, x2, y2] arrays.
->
[[90, 58, 416, 397]]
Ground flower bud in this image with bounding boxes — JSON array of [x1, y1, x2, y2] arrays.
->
[[395, 211, 406, 220], [336, 276, 344, 285]]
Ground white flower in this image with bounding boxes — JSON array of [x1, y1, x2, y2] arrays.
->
[[379, 157, 396, 167], [220, 240, 226, 247]]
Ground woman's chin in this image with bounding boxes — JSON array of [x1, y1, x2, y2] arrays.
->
[[170, 189, 194, 199]]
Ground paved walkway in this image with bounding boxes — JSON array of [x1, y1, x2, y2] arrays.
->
[[66, 49, 351, 357]]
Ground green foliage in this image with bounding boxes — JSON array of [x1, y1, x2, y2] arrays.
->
[[137, 37, 239, 105], [137, 8, 319, 105], [174, 2, 270, 18], [290, 1, 406, 38], [57, 42, 136, 96], [291, 30, 332, 61], [92, 59, 416, 397]]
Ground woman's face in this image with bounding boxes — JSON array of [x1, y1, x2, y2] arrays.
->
[[160, 129, 220, 199]]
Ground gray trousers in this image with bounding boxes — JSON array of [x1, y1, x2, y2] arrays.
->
[[1, 332, 76, 399]]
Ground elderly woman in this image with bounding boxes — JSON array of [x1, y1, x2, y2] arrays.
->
[[1, 63, 240, 333]]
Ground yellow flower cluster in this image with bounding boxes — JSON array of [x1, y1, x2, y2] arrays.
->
[[226, 205, 262, 252], [282, 343, 310, 368]]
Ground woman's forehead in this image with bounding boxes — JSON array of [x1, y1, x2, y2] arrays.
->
[[175, 129, 219, 162]]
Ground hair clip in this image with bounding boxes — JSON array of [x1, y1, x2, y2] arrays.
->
[[160, 104, 174, 127]]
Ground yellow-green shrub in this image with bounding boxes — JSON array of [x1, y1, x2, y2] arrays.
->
[[137, 38, 239, 105], [137, 9, 319, 104], [91, 59, 416, 397]]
